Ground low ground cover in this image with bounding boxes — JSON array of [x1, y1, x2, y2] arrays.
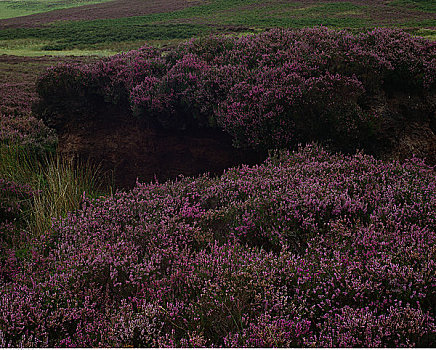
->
[[0, 0, 435, 55], [0, 144, 434, 347], [0, 0, 112, 20]]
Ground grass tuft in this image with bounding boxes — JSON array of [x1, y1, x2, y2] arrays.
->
[[0, 142, 111, 236], [29, 155, 109, 236]]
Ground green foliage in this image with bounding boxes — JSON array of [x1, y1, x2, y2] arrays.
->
[[0, 142, 110, 237], [0, 0, 434, 55], [390, 0, 436, 13], [0, 23, 210, 51]]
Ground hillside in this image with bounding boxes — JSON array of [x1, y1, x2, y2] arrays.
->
[[0, 0, 435, 56]]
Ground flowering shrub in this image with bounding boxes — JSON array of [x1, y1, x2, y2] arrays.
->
[[0, 178, 34, 224], [216, 69, 368, 148], [0, 145, 434, 347], [35, 46, 167, 128], [91, 47, 167, 106], [0, 82, 37, 116], [36, 27, 436, 150], [0, 113, 57, 156]]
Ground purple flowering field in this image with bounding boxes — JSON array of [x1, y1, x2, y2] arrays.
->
[[1, 144, 435, 346], [1, 27, 436, 347]]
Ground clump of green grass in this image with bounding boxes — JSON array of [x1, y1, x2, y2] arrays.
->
[[29, 155, 110, 235], [414, 28, 436, 40], [0, 142, 37, 186], [0, 142, 111, 237]]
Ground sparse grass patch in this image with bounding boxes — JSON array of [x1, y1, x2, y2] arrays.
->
[[29, 155, 110, 236], [0, 142, 39, 189], [401, 19, 436, 29], [414, 28, 436, 40], [0, 38, 116, 56]]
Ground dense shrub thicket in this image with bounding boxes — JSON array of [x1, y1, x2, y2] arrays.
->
[[0, 145, 434, 347], [36, 27, 436, 151]]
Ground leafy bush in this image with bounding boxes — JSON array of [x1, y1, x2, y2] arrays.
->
[[0, 145, 434, 347], [36, 27, 435, 151]]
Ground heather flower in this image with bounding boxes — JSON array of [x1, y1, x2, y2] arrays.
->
[[0, 145, 434, 347], [35, 28, 436, 152]]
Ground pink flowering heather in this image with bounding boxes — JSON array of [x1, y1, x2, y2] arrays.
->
[[36, 27, 435, 152], [0, 178, 34, 224], [0, 145, 434, 347], [0, 113, 57, 155]]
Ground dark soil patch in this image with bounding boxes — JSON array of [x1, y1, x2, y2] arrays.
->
[[58, 116, 266, 189]]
